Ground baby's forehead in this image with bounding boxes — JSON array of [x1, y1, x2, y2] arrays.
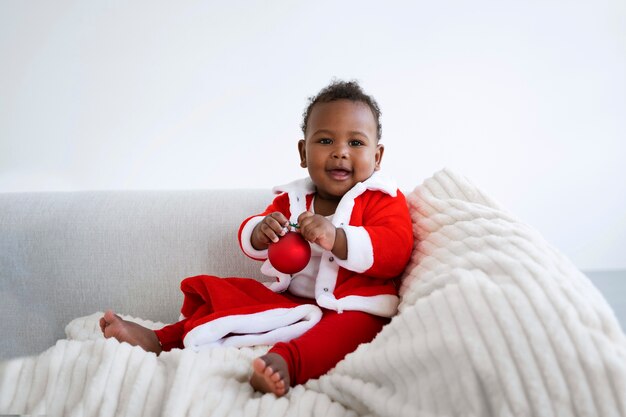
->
[[306, 100, 377, 134]]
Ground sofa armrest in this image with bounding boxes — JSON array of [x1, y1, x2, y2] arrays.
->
[[0, 189, 272, 359]]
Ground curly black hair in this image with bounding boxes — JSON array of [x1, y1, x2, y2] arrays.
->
[[301, 79, 382, 141]]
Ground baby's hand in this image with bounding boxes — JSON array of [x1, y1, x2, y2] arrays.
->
[[251, 212, 290, 250], [297, 211, 337, 251]]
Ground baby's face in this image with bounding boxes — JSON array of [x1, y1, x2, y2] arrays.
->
[[298, 99, 383, 201]]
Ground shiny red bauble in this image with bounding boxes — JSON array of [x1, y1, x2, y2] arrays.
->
[[268, 231, 311, 274]]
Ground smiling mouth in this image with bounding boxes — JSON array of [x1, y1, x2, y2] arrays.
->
[[327, 168, 352, 180]]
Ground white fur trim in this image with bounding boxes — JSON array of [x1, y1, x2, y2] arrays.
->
[[316, 292, 339, 311], [315, 251, 340, 296], [266, 279, 291, 292], [316, 293, 399, 317], [272, 177, 316, 196], [330, 172, 396, 228], [287, 194, 307, 224], [360, 171, 397, 196], [260, 261, 292, 292], [338, 294, 399, 317], [335, 225, 374, 273], [240, 216, 268, 259], [273, 173, 395, 197], [273, 178, 312, 224], [182, 304, 323, 351]]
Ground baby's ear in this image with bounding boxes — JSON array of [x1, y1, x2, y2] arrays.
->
[[374, 144, 384, 170], [298, 140, 307, 168]]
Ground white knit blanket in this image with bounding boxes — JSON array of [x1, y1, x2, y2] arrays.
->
[[2, 168, 625, 417]]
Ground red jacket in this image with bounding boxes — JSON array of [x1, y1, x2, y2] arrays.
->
[[238, 172, 413, 318]]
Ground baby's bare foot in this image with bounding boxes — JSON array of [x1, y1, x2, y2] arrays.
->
[[99, 310, 162, 355], [250, 353, 290, 396]]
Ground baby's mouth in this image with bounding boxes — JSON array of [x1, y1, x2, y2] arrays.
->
[[327, 168, 352, 180]]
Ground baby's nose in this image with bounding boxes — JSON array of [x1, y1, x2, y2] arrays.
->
[[331, 145, 349, 158]]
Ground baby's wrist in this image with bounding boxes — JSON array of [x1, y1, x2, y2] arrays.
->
[[331, 227, 348, 260]]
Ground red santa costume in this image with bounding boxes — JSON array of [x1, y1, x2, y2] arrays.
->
[[154, 172, 413, 385]]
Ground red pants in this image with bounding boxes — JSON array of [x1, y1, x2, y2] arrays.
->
[[269, 309, 388, 385], [155, 300, 388, 385]]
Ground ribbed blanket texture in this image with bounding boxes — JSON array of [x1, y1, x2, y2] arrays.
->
[[2, 168, 625, 417]]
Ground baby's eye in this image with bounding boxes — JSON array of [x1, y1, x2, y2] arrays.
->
[[319, 138, 332, 144], [349, 140, 364, 146]]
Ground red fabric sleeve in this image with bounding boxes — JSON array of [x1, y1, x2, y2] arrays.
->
[[237, 193, 292, 258], [359, 190, 413, 279]]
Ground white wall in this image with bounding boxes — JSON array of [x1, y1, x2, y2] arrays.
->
[[1, 1, 624, 271]]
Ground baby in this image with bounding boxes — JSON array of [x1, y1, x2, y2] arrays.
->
[[101, 80, 414, 397]]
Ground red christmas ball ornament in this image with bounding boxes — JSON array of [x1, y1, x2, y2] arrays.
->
[[268, 231, 311, 274]]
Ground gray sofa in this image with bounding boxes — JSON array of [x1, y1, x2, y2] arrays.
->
[[4, 188, 626, 361], [0, 189, 275, 360], [3, 172, 626, 416], [2, 189, 625, 362]]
